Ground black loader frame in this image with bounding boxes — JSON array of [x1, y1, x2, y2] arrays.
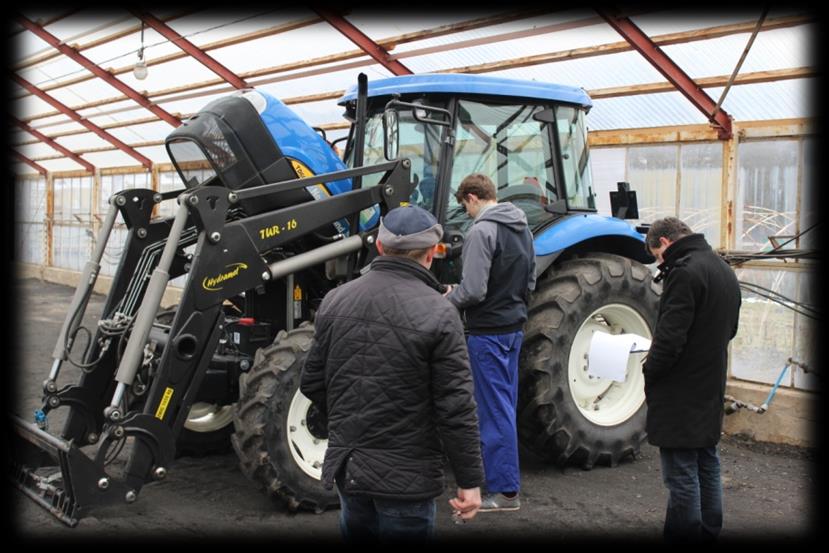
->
[[11, 158, 414, 527]]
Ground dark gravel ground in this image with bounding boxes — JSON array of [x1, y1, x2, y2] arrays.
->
[[7, 278, 822, 545]]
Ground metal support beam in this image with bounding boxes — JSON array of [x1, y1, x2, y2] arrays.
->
[[10, 10, 80, 37], [313, 9, 413, 75], [17, 15, 182, 128], [131, 11, 251, 89], [597, 9, 733, 140], [13, 117, 95, 172], [12, 150, 48, 175], [13, 75, 154, 169]]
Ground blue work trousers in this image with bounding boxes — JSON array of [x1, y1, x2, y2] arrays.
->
[[467, 331, 523, 494], [336, 486, 436, 544], [659, 446, 723, 543]]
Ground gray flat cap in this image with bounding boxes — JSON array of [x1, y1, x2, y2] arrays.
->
[[377, 205, 444, 250]]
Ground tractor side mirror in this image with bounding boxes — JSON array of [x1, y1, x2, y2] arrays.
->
[[383, 108, 399, 161]]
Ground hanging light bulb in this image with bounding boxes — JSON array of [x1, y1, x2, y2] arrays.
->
[[133, 22, 148, 80], [133, 57, 148, 80]]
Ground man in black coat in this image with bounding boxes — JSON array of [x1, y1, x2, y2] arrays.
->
[[643, 217, 741, 543], [300, 205, 484, 543]]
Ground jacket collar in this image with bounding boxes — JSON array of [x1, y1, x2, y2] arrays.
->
[[370, 256, 443, 292], [655, 233, 710, 283]]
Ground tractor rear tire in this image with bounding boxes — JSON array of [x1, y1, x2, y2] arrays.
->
[[518, 253, 661, 469], [231, 323, 337, 512]]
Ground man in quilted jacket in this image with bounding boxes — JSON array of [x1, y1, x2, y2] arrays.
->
[[300, 205, 484, 543]]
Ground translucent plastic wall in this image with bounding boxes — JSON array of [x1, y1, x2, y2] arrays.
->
[[590, 136, 816, 390]]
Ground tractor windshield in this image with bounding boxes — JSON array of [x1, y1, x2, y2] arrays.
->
[[445, 100, 559, 233], [445, 100, 595, 233]]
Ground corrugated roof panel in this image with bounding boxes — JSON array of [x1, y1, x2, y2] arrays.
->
[[255, 63, 393, 99], [386, 10, 604, 54], [716, 79, 814, 120], [399, 23, 624, 75], [660, 24, 814, 79], [35, 158, 89, 173], [479, 50, 664, 90], [586, 91, 709, 130], [341, 11, 479, 42], [208, 21, 361, 75], [81, 149, 143, 168]]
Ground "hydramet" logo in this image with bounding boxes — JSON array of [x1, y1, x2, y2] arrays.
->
[[202, 262, 248, 291]]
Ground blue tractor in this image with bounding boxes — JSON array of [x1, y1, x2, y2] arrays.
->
[[12, 73, 659, 523]]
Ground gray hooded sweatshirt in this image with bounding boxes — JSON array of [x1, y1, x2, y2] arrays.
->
[[447, 202, 536, 334]]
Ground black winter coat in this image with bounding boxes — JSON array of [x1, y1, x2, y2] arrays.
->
[[300, 256, 484, 499], [643, 234, 741, 448]]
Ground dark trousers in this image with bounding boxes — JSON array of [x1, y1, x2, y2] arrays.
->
[[335, 486, 436, 544], [659, 446, 723, 543], [467, 331, 523, 494]]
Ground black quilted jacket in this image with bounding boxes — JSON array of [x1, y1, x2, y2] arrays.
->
[[300, 256, 484, 499]]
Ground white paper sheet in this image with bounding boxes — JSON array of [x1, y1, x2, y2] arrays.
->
[[587, 332, 652, 382]]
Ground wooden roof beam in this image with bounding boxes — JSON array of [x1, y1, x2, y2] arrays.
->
[[15, 10, 559, 118], [16, 64, 814, 151], [13, 116, 95, 171], [18, 15, 182, 129], [313, 9, 412, 75], [17, 13, 812, 126], [131, 11, 250, 89], [13, 10, 197, 71], [13, 74, 153, 169], [11, 150, 49, 175]]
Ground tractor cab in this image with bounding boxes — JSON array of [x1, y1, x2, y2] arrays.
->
[[338, 73, 596, 239]]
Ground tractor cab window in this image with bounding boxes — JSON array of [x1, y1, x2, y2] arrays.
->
[[555, 106, 595, 210], [347, 104, 443, 212], [446, 100, 558, 233], [167, 138, 218, 189]]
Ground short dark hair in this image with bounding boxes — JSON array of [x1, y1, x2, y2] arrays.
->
[[645, 217, 693, 252], [454, 173, 497, 203]]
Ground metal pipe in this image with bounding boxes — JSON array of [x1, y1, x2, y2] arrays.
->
[[51, 202, 119, 363], [286, 273, 294, 332], [712, 8, 769, 118], [268, 235, 364, 281], [112, 202, 189, 393], [760, 362, 791, 411]]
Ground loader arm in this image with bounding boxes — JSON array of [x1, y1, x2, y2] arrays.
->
[[10, 158, 413, 526]]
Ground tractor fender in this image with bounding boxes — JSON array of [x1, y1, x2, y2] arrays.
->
[[533, 214, 654, 275]]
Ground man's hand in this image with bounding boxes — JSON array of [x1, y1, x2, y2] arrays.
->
[[442, 283, 456, 297], [449, 486, 481, 522]]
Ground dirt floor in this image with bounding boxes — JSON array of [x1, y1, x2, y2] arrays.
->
[[8, 278, 821, 544]]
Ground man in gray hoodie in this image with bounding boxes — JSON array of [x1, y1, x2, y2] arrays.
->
[[446, 173, 536, 512]]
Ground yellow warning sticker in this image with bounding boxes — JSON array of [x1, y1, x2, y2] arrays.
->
[[155, 387, 174, 420]]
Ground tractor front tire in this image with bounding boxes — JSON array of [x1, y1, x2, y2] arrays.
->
[[231, 323, 337, 512], [518, 253, 661, 469]]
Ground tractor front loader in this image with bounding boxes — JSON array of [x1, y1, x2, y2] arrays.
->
[[10, 76, 413, 526], [14, 70, 663, 527]]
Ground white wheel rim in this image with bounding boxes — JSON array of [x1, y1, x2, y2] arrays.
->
[[184, 402, 234, 432], [568, 303, 650, 426], [287, 390, 328, 480]]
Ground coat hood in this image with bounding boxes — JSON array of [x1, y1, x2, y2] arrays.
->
[[476, 202, 528, 232]]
